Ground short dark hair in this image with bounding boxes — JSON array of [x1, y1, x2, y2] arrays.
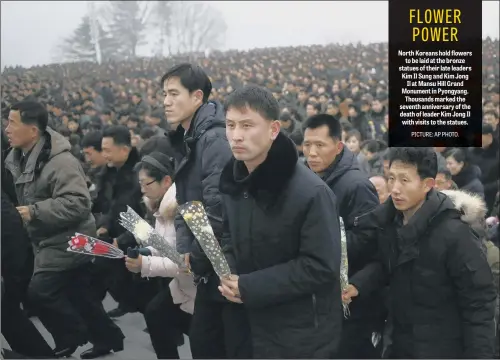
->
[[102, 125, 131, 147], [484, 110, 498, 119], [289, 131, 304, 146], [437, 168, 452, 180], [134, 151, 175, 182], [57, 126, 71, 137], [307, 102, 322, 113], [303, 114, 341, 140], [224, 84, 280, 121], [345, 129, 361, 142], [361, 139, 387, 153], [388, 147, 437, 179], [482, 123, 495, 135], [10, 101, 48, 132], [128, 114, 140, 124], [139, 136, 173, 158], [81, 131, 103, 151], [161, 63, 212, 103], [446, 147, 469, 165], [140, 127, 156, 141]]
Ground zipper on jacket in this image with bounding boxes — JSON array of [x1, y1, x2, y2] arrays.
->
[[312, 294, 318, 328], [206, 212, 223, 223], [353, 209, 374, 227]]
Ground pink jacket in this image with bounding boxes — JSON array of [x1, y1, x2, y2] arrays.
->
[[140, 184, 196, 314]]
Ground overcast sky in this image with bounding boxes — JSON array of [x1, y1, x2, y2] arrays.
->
[[1, 1, 499, 68]]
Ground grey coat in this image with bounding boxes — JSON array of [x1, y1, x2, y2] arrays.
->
[[5, 128, 95, 273]]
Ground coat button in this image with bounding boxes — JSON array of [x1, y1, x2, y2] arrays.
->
[[243, 192, 248, 199]]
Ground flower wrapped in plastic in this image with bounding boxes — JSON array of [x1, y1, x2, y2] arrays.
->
[[339, 217, 350, 318], [67, 233, 124, 259], [119, 206, 185, 268], [178, 201, 231, 279]]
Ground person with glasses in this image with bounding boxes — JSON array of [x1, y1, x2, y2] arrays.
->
[[124, 151, 196, 359]]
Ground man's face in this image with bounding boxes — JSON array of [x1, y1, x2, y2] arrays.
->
[[372, 100, 383, 112], [68, 121, 79, 133], [388, 160, 433, 212], [369, 176, 389, 203], [435, 173, 452, 191], [298, 91, 308, 102], [348, 107, 357, 118], [226, 106, 279, 165], [83, 146, 107, 168], [326, 104, 339, 116], [306, 104, 317, 118], [482, 133, 493, 149], [149, 116, 162, 127], [484, 102, 495, 112], [5, 110, 38, 149], [101, 137, 128, 167], [484, 113, 498, 130], [132, 95, 140, 104], [127, 120, 138, 129], [303, 125, 342, 173], [163, 76, 202, 127]]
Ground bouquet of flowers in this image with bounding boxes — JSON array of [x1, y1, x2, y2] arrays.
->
[[339, 217, 350, 318], [178, 201, 231, 279], [119, 206, 185, 268], [67, 233, 124, 259]]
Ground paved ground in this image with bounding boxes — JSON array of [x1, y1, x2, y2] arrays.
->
[[2, 294, 192, 359]]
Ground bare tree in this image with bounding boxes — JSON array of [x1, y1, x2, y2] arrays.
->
[[169, 2, 227, 59], [102, 1, 150, 58], [149, 1, 174, 57], [56, 16, 117, 63]]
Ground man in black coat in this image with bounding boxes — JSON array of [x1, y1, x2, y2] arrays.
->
[[95, 125, 158, 320], [344, 147, 497, 359], [163, 64, 238, 358], [303, 113, 385, 358], [469, 123, 499, 216], [1, 142, 54, 358], [219, 85, 343, 358]]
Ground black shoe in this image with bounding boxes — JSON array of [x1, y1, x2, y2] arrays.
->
[[80, 342, 123, 359], [54, 345, 79, 358], [106, 307, 128, 318]]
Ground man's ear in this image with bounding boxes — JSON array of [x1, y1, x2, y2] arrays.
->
[[270, 120, 281, 140], [424, 177, 435, 193]]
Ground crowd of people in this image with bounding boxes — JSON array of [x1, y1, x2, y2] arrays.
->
[[1, 37, 499, 359]]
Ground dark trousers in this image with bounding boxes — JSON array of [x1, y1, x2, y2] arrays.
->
[[144, 286, 191, 359], [91, 258, 158, 313], [189, 279, 252, 359], [27, 264, 124, 348], [1, 280, 54, 358], [337, 318, 383, 359]]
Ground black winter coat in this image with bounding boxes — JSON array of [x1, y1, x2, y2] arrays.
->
[[452, 164, 485, 198], [469, 138, 499, 215], [95, 148, 144, 246], [351, 190, 497, 358], [1, 190, 34, 303], [169, 101, 232, 279], [220, 133, 343, 358], [320, 148, 385, 323]]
